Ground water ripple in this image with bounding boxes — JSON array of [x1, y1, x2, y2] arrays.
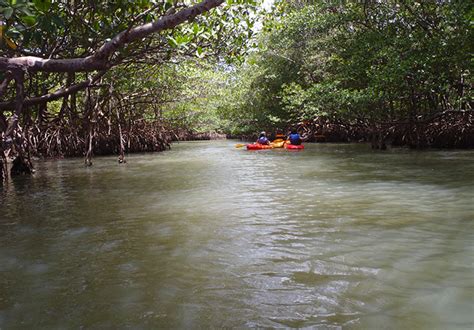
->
[[0, 141, 473, 328]]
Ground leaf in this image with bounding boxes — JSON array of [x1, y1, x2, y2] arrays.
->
[[167, 36, 178, 48], [196, 46, 204, 58], [4, 7, 14, 19], [20, 15, 36, 26], [33, 31, 42, 44], [33, 0, 51, 12], [18, 6, 34, 16], [22, 30, 32, 43], [51, 14, 63, 27], [5, 36, 17, 49]]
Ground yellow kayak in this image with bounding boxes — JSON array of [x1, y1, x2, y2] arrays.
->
[[271, 139, 286, 148]]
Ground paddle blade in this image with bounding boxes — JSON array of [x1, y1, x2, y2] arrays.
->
[[235, 143, 246, 148]]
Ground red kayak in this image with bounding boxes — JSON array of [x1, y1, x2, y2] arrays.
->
[[285, 144, 304, 150], [246, 143, 273, 150]]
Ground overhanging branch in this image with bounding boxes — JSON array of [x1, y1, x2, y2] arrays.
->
[[0, 71, 107, 111], [0, 0, 225, 73]]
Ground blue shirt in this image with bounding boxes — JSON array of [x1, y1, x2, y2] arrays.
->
[[289, 133, 301, 145]]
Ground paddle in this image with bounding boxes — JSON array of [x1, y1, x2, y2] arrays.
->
[[236, 143, 273, 148]]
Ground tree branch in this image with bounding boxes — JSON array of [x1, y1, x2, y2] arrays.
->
[[0, 71, 13, 98], [0, 71, 107, 111], [3, 71, 25, 144], [0, 0, 225, 73]]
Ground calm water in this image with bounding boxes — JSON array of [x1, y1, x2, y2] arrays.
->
[[1, 141, 473, 329]]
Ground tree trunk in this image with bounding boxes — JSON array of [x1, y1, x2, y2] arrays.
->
[[116, 108, 126, 164], [84, 88, 95, 166], [0, 149, 6, 181], [4, 71, 25, 144]]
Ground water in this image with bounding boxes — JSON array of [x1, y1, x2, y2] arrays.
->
[[1, 141, 473, 329]]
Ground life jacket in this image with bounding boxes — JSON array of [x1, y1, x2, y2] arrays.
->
[[289, 133, 302, 145]]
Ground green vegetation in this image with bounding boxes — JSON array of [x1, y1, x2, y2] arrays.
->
[[148, 0, 473, 143], [220, 1, 473, 144], [1, 0, 472, 178], [0, 0, 257, 176]]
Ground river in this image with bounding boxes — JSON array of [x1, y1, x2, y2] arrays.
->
[[1, 141, 473, 328]]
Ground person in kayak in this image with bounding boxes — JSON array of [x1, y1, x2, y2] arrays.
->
[[288, 129, 302, 145], [257, 131, 270, 145], [274, 131, 286, 141], [270, 130, 286, 148]]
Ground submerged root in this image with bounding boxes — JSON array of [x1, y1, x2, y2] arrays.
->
[[24, 118, 172, 159], [11, 155, 34, 176], [0, 157, 4, 181]]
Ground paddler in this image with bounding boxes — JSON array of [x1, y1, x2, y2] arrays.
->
[[273, 131, 286, 142], [287, 129, 302, 145], [257, 131, 270, 145], [271, 131, 286, 148]]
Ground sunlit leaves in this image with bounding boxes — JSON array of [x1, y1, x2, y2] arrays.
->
[[20, 15, 35, 26]]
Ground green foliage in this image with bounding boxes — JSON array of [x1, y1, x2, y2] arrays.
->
[[4, 0, 469, 140], [1, 0, 258, 63], [219, 0, 473, 134], [158, 61, 233, 133], [0, 1, 260, 138]]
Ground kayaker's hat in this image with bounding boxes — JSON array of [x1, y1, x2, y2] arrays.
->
[[260, 131, 266, 136]]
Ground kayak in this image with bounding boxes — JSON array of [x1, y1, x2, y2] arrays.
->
[[271, 139, 285, 148], [285, 144, 304, 150], [246, 143, 273, 150]]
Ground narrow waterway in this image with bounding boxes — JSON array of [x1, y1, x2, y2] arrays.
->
[[1, 141, 473, 328]]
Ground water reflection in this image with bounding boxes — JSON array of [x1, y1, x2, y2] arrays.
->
[[1, 141, 473, 328]]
